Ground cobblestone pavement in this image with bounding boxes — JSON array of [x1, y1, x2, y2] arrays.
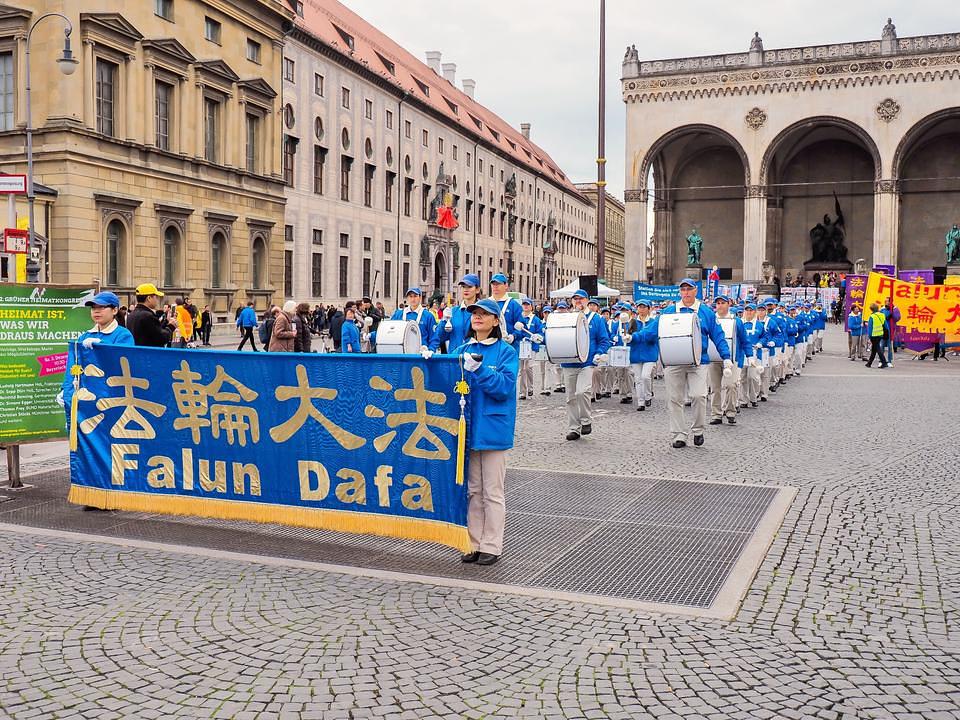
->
[[1, 328, 959, 719]]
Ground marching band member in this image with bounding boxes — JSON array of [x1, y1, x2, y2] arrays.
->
[[455, 297, 519, 567], [783, 306, 799, 380], [489, 273, 524, 351], [812, 302, 827, 354], [537, 305, 555, 395], [755, 301, 776, 400], [551, 301, 570, 393], [561, 290, 611, 441], [708, 295, 751, 425], [609, 304, 634, 404], [625, 299, 658, 411], [516, 297, 544, 400], [431, 274, 480, 353], [764, 298, 786, 391], [739, 303, 763, 408], [390, 287, 437, 357], [658, 278, 731, 448]]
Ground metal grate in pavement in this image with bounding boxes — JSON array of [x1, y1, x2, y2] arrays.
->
[[0, 468, 788, 614]]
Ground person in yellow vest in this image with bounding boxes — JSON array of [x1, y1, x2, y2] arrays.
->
[[864, 303, 889, 369], [175, 297, 194, 348]]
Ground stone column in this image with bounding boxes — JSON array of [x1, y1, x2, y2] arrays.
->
[[124, 55, 137, 142], [623, 188, 647, 286], [743, 185, 767, 280], [873, 179, 900, 267], [81, 40, 95, 129], [178, 76, 189, 156], [195, 84, 205, 160], [143, 63, 155, 147], [653, 199, 673, 285]]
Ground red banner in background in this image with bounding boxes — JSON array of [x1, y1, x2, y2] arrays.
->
[[897, 270, 937, 355]]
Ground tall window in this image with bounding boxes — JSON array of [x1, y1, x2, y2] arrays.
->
[[384, 260, 392, 298], [422, 129, 428, 147], [465, 200, 472, 231], [362, 258, 371, 297], [340, 155, 352, 201], [404, 120, 411, 139], [421, 185, 430, 220], [364, 98, 373, 119], [312, 253, 322, 297], [95, 59, 116, 137], [211, 232, 225, 288], [478, 204, 484, 234], [314, 73, 324, 96], [339, 256, 348, 297], [162, 225, 180, 287], [339, 233, 349, 249], [385, 109, 393, 129], [283, 136, 296, 186], [402, 262, 410, 293], [341, 87, 350, 108], [106, 220, 124, 286], [284, 249, 293, 297], [363, 164, 374, 207], [155, 0, 173, 20], [203, 97, 220, 163], [385, 172, 395, 212], [155, 81, 172, 150], [252, 237, 266, 288], [284, 58, 295, 82], [245, 113, 260, 173], [403, 179, 413, 217], [312, 229, 323, 245], [313, 146, 326, 194], [0, 53, 14, 131]]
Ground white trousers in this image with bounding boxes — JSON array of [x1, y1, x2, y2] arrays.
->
[[665, 364, 707, 442], [707, 362, 738, 419], [630, 361, 655, 405], [793, 341, 805, 374], [518, 358, 534, 396], [467, 449, 506, 555], [815, 329, 824, 352], [563, 366, 594, 433]]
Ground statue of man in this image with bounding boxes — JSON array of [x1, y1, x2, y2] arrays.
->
[[686, 228, 703, 266], [947, 224, 960, 264]]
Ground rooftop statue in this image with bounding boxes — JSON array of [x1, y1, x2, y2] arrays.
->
[[750, 32, 764, 52], [882, 17, 897, 40]]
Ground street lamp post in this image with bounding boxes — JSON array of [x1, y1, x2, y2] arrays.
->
[[25, 13, 78, 283]]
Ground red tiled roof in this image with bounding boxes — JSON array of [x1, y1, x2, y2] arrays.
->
[[289, 0, 582, 197]]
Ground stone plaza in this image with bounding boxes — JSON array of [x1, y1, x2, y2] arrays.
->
[[0, 328, 958, 719]]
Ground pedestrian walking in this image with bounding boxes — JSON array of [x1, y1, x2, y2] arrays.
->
[[236, 301, 259, 351], [865, 303, 889, 369], [269, 301, 297, 352]]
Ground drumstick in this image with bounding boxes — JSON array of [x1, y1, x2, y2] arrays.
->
[[513, 321, 535, 337]]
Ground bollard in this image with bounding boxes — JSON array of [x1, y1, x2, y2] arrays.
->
[[5, 446, 22, 489]]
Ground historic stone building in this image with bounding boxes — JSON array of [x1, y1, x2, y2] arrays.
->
[[575, 182, 625, 290], [622, 20, 960, 284], [283, 0, 595, 307], [0, 0, 293, 317]]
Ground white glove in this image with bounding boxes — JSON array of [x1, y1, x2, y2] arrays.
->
[[420, 347, 434, 360], [767, 341, 775, 347], [443, 307, 453, 320], [593, 354, 608, 366], [505, 334, 515, 344], [531, 334, 544, 344], [723, 359, 734, 377], [462, 353, 482, 372], [621, 333, 631, 345], [55, 390, 65, 408], [361, 332, 370, 342], [81, 337, 101, 349], [514, 321, 526, 332]]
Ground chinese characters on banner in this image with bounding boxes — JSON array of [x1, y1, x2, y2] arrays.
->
[[896, 270, 939, 355], [843, 275, 867, 331], [68, 346, 471, 551], [862, 272, 960, 334]]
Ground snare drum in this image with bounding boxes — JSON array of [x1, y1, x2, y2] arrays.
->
[[545, 311, 589, 363], [608, 345, 631, 368], [518, 339, 533, 359], [534, 346, 548, 362], [658, 312, 702, 366], [707, 317, 737, 363], [374, 320, 422, 354]]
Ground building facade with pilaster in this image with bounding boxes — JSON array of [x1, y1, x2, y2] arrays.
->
[[575, 182, 625, 291]]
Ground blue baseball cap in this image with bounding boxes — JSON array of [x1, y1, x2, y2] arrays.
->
[[405, 287, 422, 297], [458, 274, 481, 288], [466, 297, 502, 316], [543, 305, 553, 313], [678, 278, 698, 288], [635, 298, 651, 307], [572, 289, 589, 299], [745, 303, 757, 310], [715, 294, 732, 303], [521, 297, 533, 306], [85, 291, 121, 308], [491, 273, 508, 284], [556, 301, 569, 309], [763, 297, 777, 306]]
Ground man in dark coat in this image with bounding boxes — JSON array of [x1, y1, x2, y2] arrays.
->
[[126, 283, 174, 347]]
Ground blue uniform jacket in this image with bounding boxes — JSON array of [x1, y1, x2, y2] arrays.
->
[[390, 307, 437, 349], [742, 319, 769, 361], [659, 302, 730, 364], [340, 321, 361, 353], [236, 306, 258, 328], [430, 305, 472, 353], [848, 312, 865, 336], [796, 313, 809, 341], [627, 318, 659, 363], [62, 323, 135, 407], [722, 316, 753, 367], [492, 297, 525, 351], [517, 314, 544, 352], [784, 317, 799, 347], [560, 311, 611, 369], [767, 313, 786, 349], [454, 338, 518, 451]]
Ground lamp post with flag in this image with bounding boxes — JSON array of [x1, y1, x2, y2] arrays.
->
[[596, 0, 606, 283]]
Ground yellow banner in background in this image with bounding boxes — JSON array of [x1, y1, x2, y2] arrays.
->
[[863, 272, 960, 334], [946, 276, 960, 345]]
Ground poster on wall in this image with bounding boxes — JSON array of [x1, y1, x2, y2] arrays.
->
[[0, 284, 95, 443]]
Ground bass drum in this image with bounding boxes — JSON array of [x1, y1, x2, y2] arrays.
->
[[375, 320, 422, 354], [545, 311, 589, 364], [707, 317, 737, 363], [658, 312, 702, 366]]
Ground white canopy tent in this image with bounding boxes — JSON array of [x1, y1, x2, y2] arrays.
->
[[549, 280, 620, 299]]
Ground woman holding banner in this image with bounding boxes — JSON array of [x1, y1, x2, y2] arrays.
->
[[456, 297, 519, 567]]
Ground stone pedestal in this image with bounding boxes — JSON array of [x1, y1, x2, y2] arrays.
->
[[684, 264, 702, 283], [755, 283, 778, 299], [948, 264, 960, 278]]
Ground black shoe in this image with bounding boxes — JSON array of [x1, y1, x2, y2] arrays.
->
[[461, 552, 479, 564], [612, 389, 620, 395], [693, 434, 704, 446], [82, 506, 106, 512], [760, 397, 768, 402], [637, 405, 645, 411], [540, 390, 551, 395], [519, 395, 527, 401], [477, 553, 500, 566], [672, 440, 686, 448], [751, 402, 758, 408], [566, 431, 580, 441], [603, 392, 612, 398], [590, 396, 596, 403], [864, 364, 872, 368], [558, 386, 566, 392], [727, 417, 736, 425], [645, 399, 652, 407], [770, 386, 777, 393], [709, 418, 723, 425], [580, 424, 592, 436], [620, 397, 631, 404]]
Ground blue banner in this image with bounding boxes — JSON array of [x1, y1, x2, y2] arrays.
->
[[633, 281, 702, 303], [68, 346, 471, 551]]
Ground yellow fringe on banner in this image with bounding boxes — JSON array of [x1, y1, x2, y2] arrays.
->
[[66, 485, 472, 553]]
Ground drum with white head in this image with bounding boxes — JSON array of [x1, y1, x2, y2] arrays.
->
[[545, 311, 589, 363], [518, 338, 533, 359], [608, 345, 631, 368], [707, 317, 737, 363], [658, 312, 702, 366], [375, 320, 422, 354]]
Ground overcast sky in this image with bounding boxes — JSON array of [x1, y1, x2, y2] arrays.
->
[[341, 1, 953, 200]]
